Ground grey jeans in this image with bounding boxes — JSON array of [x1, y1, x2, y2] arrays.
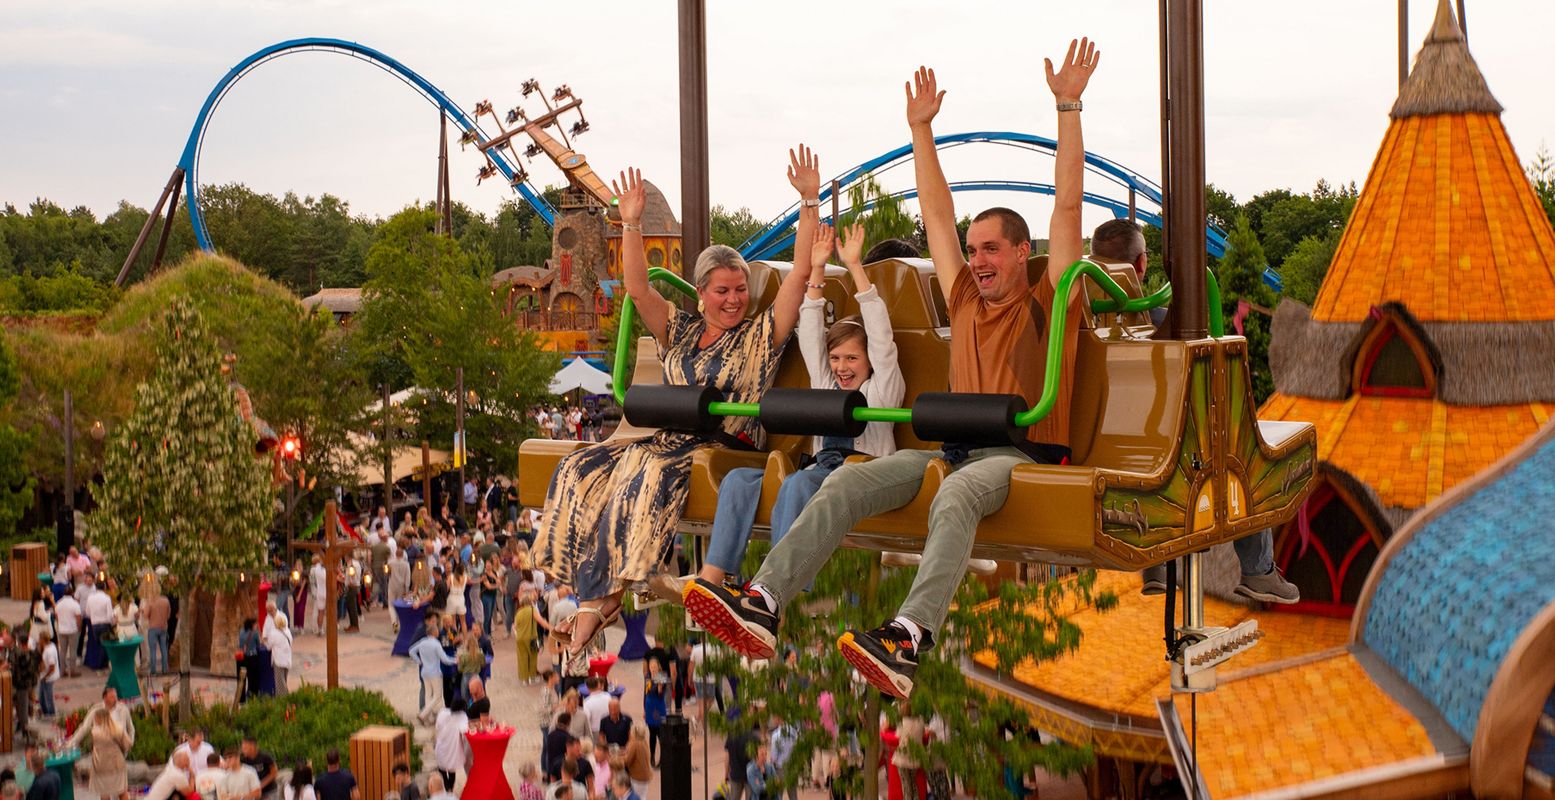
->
[[752, 447, 1031, 635]]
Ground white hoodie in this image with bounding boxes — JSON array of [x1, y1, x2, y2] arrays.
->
[[796, 286, 905, 458]]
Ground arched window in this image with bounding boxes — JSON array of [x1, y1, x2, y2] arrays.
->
[[1350, 307, 1438, 398], [1273, 476, 1387, 618]]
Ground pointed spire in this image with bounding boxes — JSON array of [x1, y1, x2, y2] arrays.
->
[[1427, 0, 1463, 43], [1391, 0, 1501, 118]]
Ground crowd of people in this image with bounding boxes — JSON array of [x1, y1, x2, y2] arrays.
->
[[532, 406, 606, 443]]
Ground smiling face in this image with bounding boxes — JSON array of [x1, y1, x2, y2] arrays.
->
[[965, 217, 1032, 302], [697, 267, 750, 330], [827, 335, 871, 389]]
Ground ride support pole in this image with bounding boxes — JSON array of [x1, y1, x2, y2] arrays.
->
[[660, 714, 692, 798]]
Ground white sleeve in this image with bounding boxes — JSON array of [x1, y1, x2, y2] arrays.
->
[[796, 295, 833, 390], [856, 288, 905, 407]]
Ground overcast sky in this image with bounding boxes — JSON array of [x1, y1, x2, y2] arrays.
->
[[3, 1, 1553, 242]]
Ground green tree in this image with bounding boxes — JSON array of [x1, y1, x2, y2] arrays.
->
[[350, 207, 558, 478], [1529, 145, 1555, 229], [710, 205, 767, 250], [0, 337, 34, 535], [1219, 213, 1278, 402], [840, 173, 919, 250], [90, 297, 273, 718], [1243, 181, 1356, 269], [1278, 228, 1343, 306], [685, 545, 1113, 799]]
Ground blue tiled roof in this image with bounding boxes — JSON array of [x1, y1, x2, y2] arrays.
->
[[1365, 430, 1555, 742]]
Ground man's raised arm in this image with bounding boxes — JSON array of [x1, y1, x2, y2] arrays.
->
[[1044, 38, 1101, 291], [907, 67, 966, 293]]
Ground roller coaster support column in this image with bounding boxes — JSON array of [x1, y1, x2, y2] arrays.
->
[[678, 0, 710, 271], [115, 167, 185, 287]]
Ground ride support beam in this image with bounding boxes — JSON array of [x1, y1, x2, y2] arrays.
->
[[116, 166, 185, 287], [677, 0, 711, 272], [1162, 0, 1208, 340], [1399, 0, 1410, 88], [150, 180, 183, 271]]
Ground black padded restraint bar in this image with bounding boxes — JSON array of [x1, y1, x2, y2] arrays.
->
[[622, 384, 723, 433], [910, 392, 1029, 447], [757, 388, 868, 439]]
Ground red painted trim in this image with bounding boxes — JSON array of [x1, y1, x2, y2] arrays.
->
[[1335, 531, 1376, 599]]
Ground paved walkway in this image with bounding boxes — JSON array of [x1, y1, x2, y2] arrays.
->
[[1, 595, 1086, 799]]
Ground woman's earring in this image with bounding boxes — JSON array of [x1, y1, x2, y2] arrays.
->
[[697, 298, 705, 313]]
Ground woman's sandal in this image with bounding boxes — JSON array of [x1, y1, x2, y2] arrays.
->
[[558, 603, 622, 653]]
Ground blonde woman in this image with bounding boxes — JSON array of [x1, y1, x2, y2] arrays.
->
[[68, 686, 136, 800], [535, 151, 819, 652], [511, 588, 550, 683], [266, 614, 294, 695]]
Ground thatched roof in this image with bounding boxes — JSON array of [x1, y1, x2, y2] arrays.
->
[[301, 287, 362, 314], [1270, 300, 1555, 404], [605, 180, 681, 238], [1391, 0, 1502, 119]]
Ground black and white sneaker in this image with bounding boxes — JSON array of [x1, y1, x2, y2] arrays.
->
[[838, 620, 932, 700], [682, 577, 779, 659]]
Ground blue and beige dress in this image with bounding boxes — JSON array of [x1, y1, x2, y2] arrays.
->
[[536, 305, 784, 600]]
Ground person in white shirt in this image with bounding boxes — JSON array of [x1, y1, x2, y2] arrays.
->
[[38, 632, 60, 717], [581, 677, 612, 734], [265, 615, 294, 695], [309, 557, 328, 635], [217, 750, 262, 800], [175, 730, 217, 782], [433, 698, 471, 792], [83, 581, 115, 671], [54, 592, 83, 677], [145, 750, 196, 800]]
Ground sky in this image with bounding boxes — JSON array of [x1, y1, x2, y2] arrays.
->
[[3, 0, 1553, 244]]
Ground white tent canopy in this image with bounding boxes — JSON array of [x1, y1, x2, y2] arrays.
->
[[549, 358, 613, 396]]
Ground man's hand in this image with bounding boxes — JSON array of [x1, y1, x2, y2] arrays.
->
[[810, 223, 836, 272], [610, 169, 646, 225], [786, 145, 821, 200], [1045, 38, 1100, 103], [905, 66, 945, 129], [837, 222, 866, 268]]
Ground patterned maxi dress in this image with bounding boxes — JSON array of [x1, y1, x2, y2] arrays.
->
[[536, 305, 783, 600]]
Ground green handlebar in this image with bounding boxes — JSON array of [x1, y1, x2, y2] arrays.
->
[[609, 260, 1223, 426]]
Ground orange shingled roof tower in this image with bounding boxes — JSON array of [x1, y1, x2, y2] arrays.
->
[[1259, 0, 1555, 617]]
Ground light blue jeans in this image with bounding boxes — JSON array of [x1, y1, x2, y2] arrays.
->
[[705, 464, 836, 578], [148, 627, 170, 674]]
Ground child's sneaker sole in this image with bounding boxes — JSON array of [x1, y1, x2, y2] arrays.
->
[[682, 581, 777, 660], [838, 631, 913, 699]]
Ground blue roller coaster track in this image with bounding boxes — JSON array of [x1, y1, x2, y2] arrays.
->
[[182, 41, 1276, 290], [179, 37, 556, 252]]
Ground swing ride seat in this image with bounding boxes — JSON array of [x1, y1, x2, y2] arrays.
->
[[517, 258, 1317, 570]]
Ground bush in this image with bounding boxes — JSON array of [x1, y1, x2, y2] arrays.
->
[[78, 686, 415, 772], [224, 686, 417, 773]]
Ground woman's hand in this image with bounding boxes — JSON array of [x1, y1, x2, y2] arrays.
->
[[786, 145, 821, 200], [612, 168, 646, 225]]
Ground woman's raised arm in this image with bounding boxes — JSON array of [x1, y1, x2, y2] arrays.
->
[[771, 145, 823, 347], [613, 168, 674, 344]]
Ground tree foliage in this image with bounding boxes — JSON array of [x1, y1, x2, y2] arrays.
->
[[349, 207, 558, 478], [1530, 145, 1555, 229], [1219, 214, 1278, 402], [686, 543, 1114, 799], [1278, 227, 1343, 306], [90, 296, 274, 587], [0, 337, 34, 534]]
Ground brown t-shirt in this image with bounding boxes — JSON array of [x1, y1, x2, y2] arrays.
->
[[947, 267, 1083, 448]]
